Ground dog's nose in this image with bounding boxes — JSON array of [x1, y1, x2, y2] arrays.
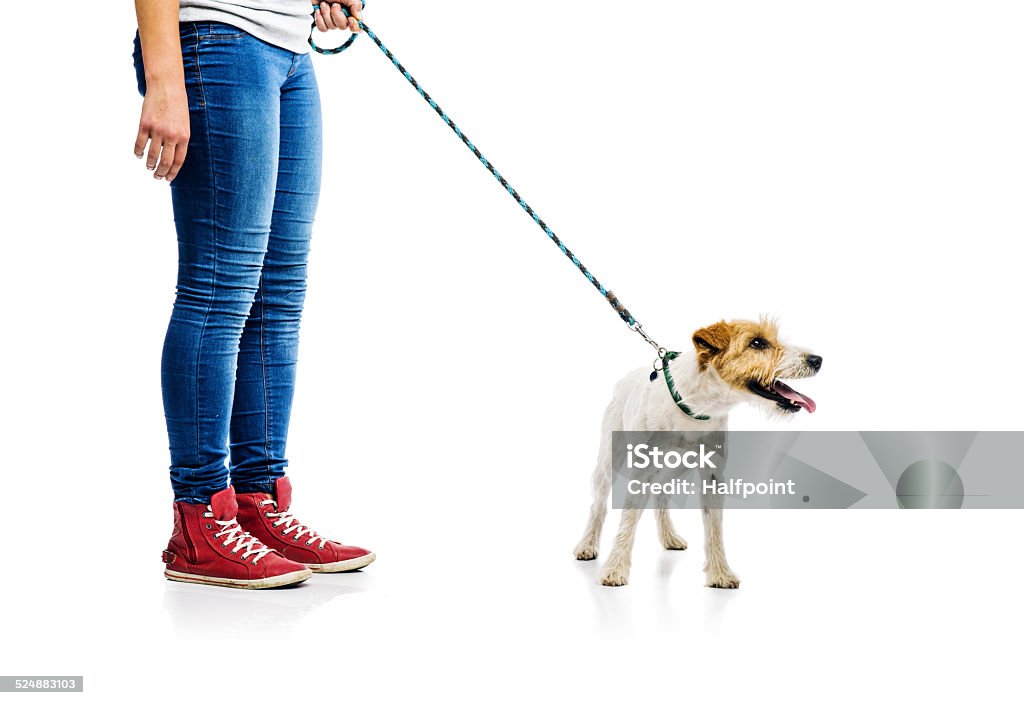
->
[[806, 355, 823, 371]]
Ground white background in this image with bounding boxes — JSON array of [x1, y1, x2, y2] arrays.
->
[[2, 1, 1022, 702]]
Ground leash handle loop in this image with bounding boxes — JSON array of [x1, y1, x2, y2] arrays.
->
[[309, 2, 365, 55]]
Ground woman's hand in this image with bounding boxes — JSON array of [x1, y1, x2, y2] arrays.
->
[[313, 0, 364, 34], [135, 80, 190, 183], [134, 0, 190, 183]]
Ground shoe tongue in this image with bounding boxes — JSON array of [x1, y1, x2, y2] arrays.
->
[[210, 486, 238, 521], [274, 477, 293, 512]]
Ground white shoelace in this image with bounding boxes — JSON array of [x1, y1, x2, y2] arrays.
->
[[259, 499, 328, 550], [204, 510, 274, 563]]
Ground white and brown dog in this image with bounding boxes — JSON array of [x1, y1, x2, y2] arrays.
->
[[573, 318, 821, 588]]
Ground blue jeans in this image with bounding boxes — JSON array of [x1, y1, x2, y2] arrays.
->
[[134, 23, 322, 503]]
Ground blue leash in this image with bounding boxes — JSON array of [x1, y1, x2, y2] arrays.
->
[[309, 4, 666, 355]]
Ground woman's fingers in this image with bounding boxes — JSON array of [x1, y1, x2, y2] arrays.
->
[[154, 141, 177, 180], [314, 7, 329, 32], [324, 5, 341, 30], [140, 132, 189, 182], [314, 2, 363, 34], [134, 124, 150, 159], [345, 0, 363, 31], [154, 138, 189, 182], [166, 142, 188, 183], [148, 135, 189, 182], [145, 137, 163, 171], [329, 4, 349, 32]]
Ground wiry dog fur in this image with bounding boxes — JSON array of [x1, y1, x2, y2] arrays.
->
[[573, 318, 822, 588]]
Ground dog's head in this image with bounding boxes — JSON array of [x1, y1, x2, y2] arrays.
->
[[692, 318, 821, 414]]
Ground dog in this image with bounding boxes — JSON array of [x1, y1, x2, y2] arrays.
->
[[573, 318, 821, 587]]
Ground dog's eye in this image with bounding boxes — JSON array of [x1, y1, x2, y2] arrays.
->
[[750, 337, 769, 350]]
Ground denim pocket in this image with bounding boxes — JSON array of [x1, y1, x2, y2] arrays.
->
[[197, 22, 250, 42]]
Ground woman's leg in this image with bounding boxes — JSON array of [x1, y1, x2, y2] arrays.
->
[[162, 25, 295, 503], [228, 53, 323, 493], [224, 53, 375, 573]]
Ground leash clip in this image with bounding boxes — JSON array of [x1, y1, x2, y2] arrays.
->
[[632, 322, 666, 358], [633, 322, 669, 381]]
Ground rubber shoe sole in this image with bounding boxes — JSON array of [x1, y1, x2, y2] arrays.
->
[[306, 551, 376, 573], [164, 567, 312, 589]]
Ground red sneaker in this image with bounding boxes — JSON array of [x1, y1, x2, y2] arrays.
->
[[236, 477, 375, 573], [163, 486, 312, 589]]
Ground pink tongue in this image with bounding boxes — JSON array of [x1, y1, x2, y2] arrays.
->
[[773, 381, 817, 413]]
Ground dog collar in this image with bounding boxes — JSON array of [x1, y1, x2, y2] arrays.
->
[[656, 351, 711, 421]]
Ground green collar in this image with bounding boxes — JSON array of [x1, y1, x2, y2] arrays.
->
[[660, 351, 711, 421]]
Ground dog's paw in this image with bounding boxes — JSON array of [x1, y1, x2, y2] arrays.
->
[[599, 563, 630, 587], [705, 571, 741, 589], [574, 545, 598, 561], [661, 534, 688, 551]]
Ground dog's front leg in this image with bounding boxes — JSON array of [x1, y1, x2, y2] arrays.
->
[[599, 509, 643, 586], [699, 471, 740, 589], [655, 502, 687, 551]]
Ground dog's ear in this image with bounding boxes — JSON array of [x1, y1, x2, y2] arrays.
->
[[692, 321, 732, 366]]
